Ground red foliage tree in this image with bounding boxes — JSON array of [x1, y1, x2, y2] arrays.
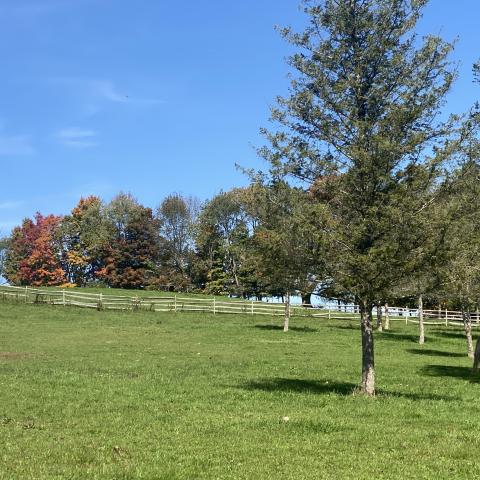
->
[[5, 213, 66, 286]]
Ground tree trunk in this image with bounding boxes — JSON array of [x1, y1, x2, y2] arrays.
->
[[418, 294, 425, 345], [376, 304, 383, 332], [359, 300, 375, 396], [384, 303, 390, 331], [283, 291, 290, 332], [301, 292, 313, 308], [473, 337, 480, 374], [462, 308, 474, 359]]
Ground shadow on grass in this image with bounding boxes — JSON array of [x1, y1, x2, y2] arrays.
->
[[241, 377, 459, 401], [431, 331, 468, 340], [421, 365, 480, 383], [254, 324, 319, 333], [244, 378, 356, 395], [406, 348, 466, 358], [331, 325, 358, 331], [376, 332, 422, 343], [332, 327, 423, 344]]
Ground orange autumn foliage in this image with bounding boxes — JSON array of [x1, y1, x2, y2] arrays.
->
[[15, 213, 66, 286]]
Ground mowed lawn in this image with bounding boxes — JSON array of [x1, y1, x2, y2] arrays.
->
[[1, 303, 480, 479]]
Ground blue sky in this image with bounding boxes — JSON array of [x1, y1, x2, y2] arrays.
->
[[0, 0, 478, 234]]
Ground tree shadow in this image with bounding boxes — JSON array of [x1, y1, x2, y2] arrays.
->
[[432, 331, 468, 340], [376, 332, 421, 343], [330, 325, 358, 331], [406, 348, 466, 358], [421, 364, 480, 383], [243, 377, 356, 395], [254, 324, 319, 333], [240, 377, 458, 401]]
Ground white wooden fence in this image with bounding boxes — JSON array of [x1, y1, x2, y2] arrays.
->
[[0, 285, 478, 328]]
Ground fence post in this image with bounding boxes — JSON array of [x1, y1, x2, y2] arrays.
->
[[405, 309, 408, 325], [251, 300, 254, 315], [328, 307, 331, 320], [174, 295, 177, 313], [62, 289, 66, 306], [445, 308, 448, 327], [25, 286, 28, 303], [213, 297, 216, 315]]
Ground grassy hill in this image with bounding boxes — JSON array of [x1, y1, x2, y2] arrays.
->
[[0, 302, 479, 479]]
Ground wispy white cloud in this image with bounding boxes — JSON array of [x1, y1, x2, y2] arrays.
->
[[90, 80, 129, 103], [89, 79, 164, 106], [48, 77, 164, 113], [0, 134, 35, 156], [56, 127, 98, 148], [0, 201, 23, 210]]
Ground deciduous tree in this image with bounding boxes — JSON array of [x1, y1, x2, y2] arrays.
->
[[97, 194, 161, 289]]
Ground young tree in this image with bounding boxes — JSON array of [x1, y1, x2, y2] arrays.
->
[[260, 0, 457, 394], [440, 113, 480, 359], [251, 181, 323, 331]]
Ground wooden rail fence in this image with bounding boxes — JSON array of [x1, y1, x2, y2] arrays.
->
[[0, 285, 478, 329]]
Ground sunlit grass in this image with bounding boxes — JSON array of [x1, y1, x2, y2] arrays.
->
[[0, 302, 479, 479]]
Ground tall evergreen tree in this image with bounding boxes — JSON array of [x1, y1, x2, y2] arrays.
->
[[261, 0, 457, 394]]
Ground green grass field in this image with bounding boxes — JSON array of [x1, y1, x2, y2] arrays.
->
[[1, 302, 480, 479]]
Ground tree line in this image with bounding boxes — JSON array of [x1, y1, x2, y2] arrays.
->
[[0, 189, 316, 300], [2, 0, 480, 396]]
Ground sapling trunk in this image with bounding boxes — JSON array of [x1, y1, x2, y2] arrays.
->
[[418, 295, 425, 345], [376, 305, 383, 332], [384, 303, 390, 331], [462, 308, 474, 359], [359, 301, 375, 396], [283, 291, 290, 332], [473, 337, 480, 374]]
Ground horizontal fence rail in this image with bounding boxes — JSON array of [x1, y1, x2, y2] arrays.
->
[[0, 285, 479, 329]]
